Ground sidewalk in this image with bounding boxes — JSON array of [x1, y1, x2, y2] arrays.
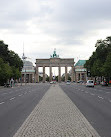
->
[[13, 84, 100, 137]]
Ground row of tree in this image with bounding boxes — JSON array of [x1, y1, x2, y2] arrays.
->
[[0, 40, 23, 85], [84, 36, 111, 82]]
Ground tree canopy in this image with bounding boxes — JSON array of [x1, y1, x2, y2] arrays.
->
[[84, 36, 111, 80], [0, 40, 23, 85]]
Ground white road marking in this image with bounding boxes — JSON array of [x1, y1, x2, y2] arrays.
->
[[0, 102, 5, 105], [98, 96, 104, 99], [19, 94, 23, 96], [106, 92, 110, 94], [10, 97, 15, 100], [90, 93, 95, 96], [109, 100, 111, 103], [2, 93, 7, 95]]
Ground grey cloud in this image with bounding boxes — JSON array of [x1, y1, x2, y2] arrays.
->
[[1, 0, 111, 45], [40, 0, 111, 39], [0, 0, 52, 32]]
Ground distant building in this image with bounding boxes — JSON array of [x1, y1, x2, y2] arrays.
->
[[21, 60, 48, 83], [75, 60, 87, 82], [21, 60, 35, 83]]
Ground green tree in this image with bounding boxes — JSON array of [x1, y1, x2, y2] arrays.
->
[[61, 76, 65, 82], [46, 76, 49, 82], [0, 58, 12, 85], [0, 40, 23, 85], [102, 52, 111, 78], [39, 76, 43, 81], [8, 50, 23, 71], [85, 36, 111, 79]]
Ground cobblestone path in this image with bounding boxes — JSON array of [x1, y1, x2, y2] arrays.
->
[[13, 84, 100, 137]]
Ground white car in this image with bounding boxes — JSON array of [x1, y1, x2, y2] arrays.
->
[[50, 81, 54, 84], [50, 81, 56, 84], [86, 80, 94, 87]]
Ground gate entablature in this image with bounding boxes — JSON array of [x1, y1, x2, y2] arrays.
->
[[36, 58, 74, 67], [35, 50, 75, 83]]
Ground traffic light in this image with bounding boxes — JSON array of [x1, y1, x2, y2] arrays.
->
[[87, 70, 91, 77]]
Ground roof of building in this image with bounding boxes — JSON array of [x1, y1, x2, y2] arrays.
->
[[75, 68, 86, 72], [75, 60, 86, 66], [23, 60, 33, 66]]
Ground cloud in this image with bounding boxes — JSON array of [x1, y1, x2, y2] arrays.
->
[[1, 0, 111, 36], [0, 0, 111, 64]]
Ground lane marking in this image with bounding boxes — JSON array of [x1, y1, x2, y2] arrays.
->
[[106, 92, 110, 94], [0, 102, 5, 105], [10, 97, 15, 100], [90, 93, 95, 96], [109, 100, 111, 103], [19, 94, 23, 96], [98, 96, 104, 99], [2, 93, 7, 95]]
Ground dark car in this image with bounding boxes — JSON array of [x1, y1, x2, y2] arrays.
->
[[77, 80, 83, 83], [101, 81, 108, 86]]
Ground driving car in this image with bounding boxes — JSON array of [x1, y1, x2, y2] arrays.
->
[[86, 80, 94, 87], [66, 80, 71, 85], [101, 81, 108, 86], [50, 81, 54, 84]]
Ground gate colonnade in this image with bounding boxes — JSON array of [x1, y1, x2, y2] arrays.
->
[[35, 58, 75, 83]]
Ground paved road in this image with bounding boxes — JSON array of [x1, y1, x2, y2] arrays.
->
[[0, 83, 50, 137], [13, 84, 100, 137], [60, 83, 111, 137]]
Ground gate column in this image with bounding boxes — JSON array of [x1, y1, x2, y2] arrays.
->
[[36, 66, 39, 83], [65, 66, 68, 82], [71, 66, 74, 82], [50, 66, 52, 82], [58, 66, 61, 83], [43, 66, 45, 83]]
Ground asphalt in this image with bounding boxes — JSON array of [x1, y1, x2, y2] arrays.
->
[[13, 84, 100, 137], [0, 83, 50, 137], [60, 83, 111, 137]]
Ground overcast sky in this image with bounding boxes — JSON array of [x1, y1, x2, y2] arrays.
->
[[0, 0, 111, 66]]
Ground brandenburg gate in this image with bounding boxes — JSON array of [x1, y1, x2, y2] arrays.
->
[[35, 50, 75, 83]]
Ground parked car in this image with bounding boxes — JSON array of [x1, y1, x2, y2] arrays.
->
[[101, 81, 108, 86], [4, 83, 10, 87], [77, 80, 84, 83], [50, 81, 56, 84], [50, 81, 54, 84], [66, 80, 71, 85], [86, 80, 94, 87]]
